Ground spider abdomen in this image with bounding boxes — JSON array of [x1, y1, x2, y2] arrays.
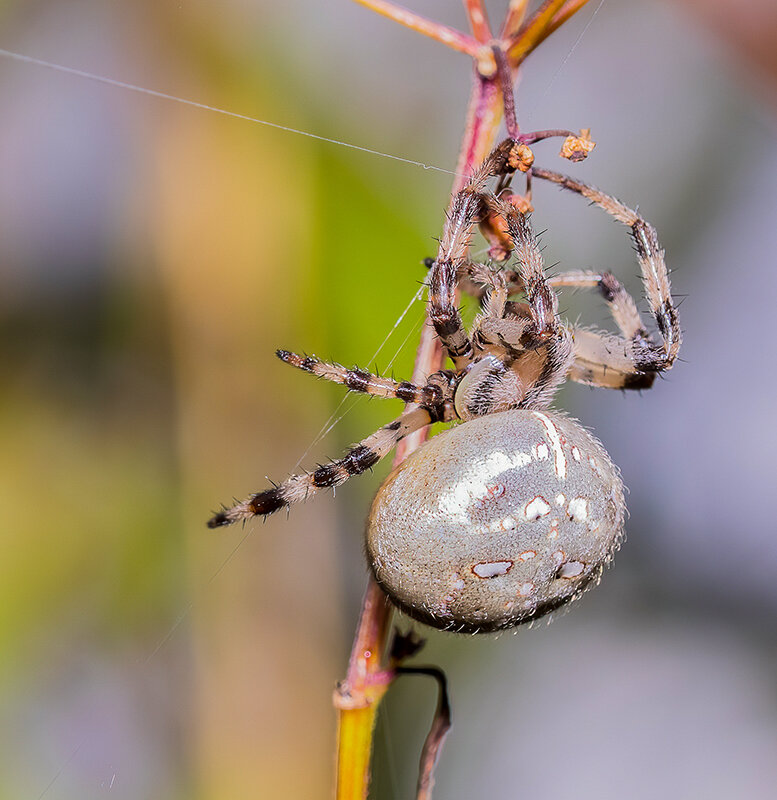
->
[[366, 409, 625, 633]]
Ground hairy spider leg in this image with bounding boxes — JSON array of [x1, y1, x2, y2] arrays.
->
[[454, 250, 668, 391], [275, 349, 445, 406], [501, 206, 558, 335], [207, 405, 447, 528], [424, 258, 522, 307], [207, 360, 460, 529], [429, 139, 526, 370], [470, 207, 574, 411], [454, 265, 529, 363], [452, 268, 530, 418], [451, 211, 573, 416], [548, 270, 657, 390], [501, 209, 573, 409], [532, 167, 681, 372], [550, 270, 648, 340]]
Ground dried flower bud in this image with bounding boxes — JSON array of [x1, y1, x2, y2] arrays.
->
[[560, 128, 596, 162], [508, 143, 534, 173]]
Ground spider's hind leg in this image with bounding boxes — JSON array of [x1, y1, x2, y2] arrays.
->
[[207, 405, 441, 528]]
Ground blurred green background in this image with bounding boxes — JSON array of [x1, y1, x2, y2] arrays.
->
[[1, 1, 777, 798]]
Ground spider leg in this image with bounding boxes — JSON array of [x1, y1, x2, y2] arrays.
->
[[477, 266, 509, 319], [500, 206, 559, 336], [276, 350, 443, 405], [468, 210, 573, 411], [548, 269, 657, 389], [470, 268, 528, 354], [429, 139, 526, 370], [549, 270, 647, 341], [532, 167, 681, 371], [568, 327, 656, 390], [207, 404, 450, 529], [459, 228, 573, 414], [429, 260, 521, 307]]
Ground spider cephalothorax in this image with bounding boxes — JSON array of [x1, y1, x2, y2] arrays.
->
[[208, 136, 681, 632]]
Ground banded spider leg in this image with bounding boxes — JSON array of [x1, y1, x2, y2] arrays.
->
[[531, 166, 682, 388], [206, 354, 457, 528]]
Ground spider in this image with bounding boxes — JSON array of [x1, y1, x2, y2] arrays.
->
[[208, 137, 681, 633]]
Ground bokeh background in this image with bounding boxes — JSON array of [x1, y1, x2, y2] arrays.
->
[[1, 1, 776, 798]]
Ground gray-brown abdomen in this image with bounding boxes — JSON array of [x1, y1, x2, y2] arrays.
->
[[366, 409, 625, 632]]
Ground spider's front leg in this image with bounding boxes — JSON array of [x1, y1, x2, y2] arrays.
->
[[489, 207, 574, 410], [428, 139, 528, 370], [208, 407, 435, 528], [207, 361, 457, 528], [532, 167, 682, 372], [549, 270, 657, 390], [275, 350, 447, 406], [456, 211, 576, 417]]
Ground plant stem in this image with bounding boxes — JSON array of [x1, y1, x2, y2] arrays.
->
[[333, 59, 504, 800], [336, 2, 594, 796], [502, 0, 531, 38], [507, 0, 584, 64], [334, 581, 393, 800], [462, 0, 493, 43], [352, 0, 479, 56]]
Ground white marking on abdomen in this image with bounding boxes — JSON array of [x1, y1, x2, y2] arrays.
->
[[532, 412, 568, 480], [568, 496, 589, 522], [524, 496, 551, 521], [472, 560, 513, 578], [558, 560, 585, 579]]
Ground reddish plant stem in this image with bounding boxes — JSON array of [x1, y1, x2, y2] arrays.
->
[[520, 127, 576, 143], [341, 581, 393, 694], [334, 61, 507, 800], [462, 0, 493, 43], [334, 41, 498, 730], [352, 0, 479, 56], [334, 582, 392, 800], [335, 3, 594, 797], [455, 73, 504, 185], [493, 45, 520, 139]]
